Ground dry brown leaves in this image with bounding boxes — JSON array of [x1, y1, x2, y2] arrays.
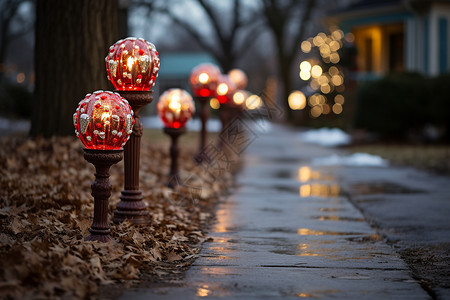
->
[[0, 136, 234, 299]]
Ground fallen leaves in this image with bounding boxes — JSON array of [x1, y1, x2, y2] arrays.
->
[[0, 135, 234, 299]]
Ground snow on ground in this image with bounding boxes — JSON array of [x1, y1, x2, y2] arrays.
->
[[299, 127, 351, 147], [141, 115, 222, 132], [311, 153, 389, 167]]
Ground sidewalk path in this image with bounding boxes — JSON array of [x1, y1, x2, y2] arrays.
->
[[121, 124, 443, 299]]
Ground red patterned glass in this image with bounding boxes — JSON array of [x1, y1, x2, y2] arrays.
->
[[157, 89, 195, 129], [106, 37, 160, 91], [74, 91, 135, 150]]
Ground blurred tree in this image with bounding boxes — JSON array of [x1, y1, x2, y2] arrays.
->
[[262, 0, 316, 120], [0, 0, 35, 83], [135, 0, 264, 72], [30, 0, 118, 137]]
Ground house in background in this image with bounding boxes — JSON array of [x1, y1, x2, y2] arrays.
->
[[156, 52, 218, 94], [328, 0, 450, 78]]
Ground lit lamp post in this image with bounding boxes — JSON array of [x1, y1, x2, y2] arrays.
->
[[105, 37, 160, 224], [157, 89, 195, 188], [189, 63, 221, 161], [228, 69, 248, 117], [216, 75, 237, 132], [73, 91, 135, 242]]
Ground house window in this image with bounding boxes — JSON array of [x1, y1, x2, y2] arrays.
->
[[389, 32, 404, 72]]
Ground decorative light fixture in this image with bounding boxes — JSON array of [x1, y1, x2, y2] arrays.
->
[[228, 69, 248, 90], [74, 90, 134, 242], [216, 75, 237, 133], [105, 37, 160, 224], [157, 89, 195, 188], [189, 63, 221, 162]]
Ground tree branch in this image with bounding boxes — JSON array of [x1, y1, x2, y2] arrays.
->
[[287, 0, 315, 63]]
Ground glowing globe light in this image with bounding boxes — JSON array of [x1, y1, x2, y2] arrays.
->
[[311, 65, 323, 78], [288, 91, 306, 110], [157, 89, 195, 129], [216, 76, 236, 104], [300, 61, 312, 72], [232, 90, 249, 106], [245, 94, 262, 110], [301, 41, 311, 53], [190, 63, 221, 97], [228, 69, 248, 90], [105, 37, 160, 91], [74, 91, 135, 150]]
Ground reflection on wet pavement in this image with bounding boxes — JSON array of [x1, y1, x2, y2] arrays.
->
[[299, 183, 341, 198], [297, 228, 364, 236], [121, 135, 428, 299], [350, 181, 425, 195]]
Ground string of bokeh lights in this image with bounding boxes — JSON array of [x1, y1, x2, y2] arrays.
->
[[290, 26, 355, 119]]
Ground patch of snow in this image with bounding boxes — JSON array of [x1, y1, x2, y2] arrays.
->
[[299, 127, 351, 147], [311, 153, 389, 167]]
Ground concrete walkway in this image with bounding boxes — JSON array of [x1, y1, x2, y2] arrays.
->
[[121, 124, 448, 299]]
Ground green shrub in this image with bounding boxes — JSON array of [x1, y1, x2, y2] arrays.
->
[[354, 72, 432, 139]]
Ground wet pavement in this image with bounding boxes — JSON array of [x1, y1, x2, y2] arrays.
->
[[121, 124, 450, 299]]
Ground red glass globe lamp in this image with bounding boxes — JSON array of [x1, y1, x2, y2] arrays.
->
[[190, 63, 221, 98], [105, 37, 160, 224], [190, 64, 221, 162], [74, 91, 135, 242], [157, 89, 195, 188]]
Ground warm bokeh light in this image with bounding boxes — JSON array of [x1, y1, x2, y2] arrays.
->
[[157, 89, 195, 129], [210, 98, 220, 109], [198, 72, 209, 84], [330, 52, 340, 64], [217, 83, 228, 95], [216, 76, 236, 104], [310, 79, 320, 90], [334, 94, 345, 104], [73, 90, 134, 150], [311, 65, 323, 78], [233, 90, 248, 106], [299, 71, 311, 81], [228, 69, 248, 90], [320, 84, 331, 94], [310, 105, 323, 118], [288, 91, 306, 110], [301, 40, 312, 53], [329, 40, 340, 51], [16, 73, 25, 84], [331, 74, 344, 86], [332, 29, 344, 40], [106, 37, 160, 91], [328, 66, 339, 76], [300, 61, 312, 72], [246, 94, 262, 110], [332, 103, 343, 114]]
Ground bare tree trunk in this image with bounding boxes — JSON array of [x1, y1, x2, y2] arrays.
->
[[31, 0, 118, 137]]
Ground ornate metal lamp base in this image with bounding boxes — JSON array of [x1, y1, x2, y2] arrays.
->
[[113, 90, 152, 224], [83, 148, 123, 242], [163, 127, 187, 188]]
